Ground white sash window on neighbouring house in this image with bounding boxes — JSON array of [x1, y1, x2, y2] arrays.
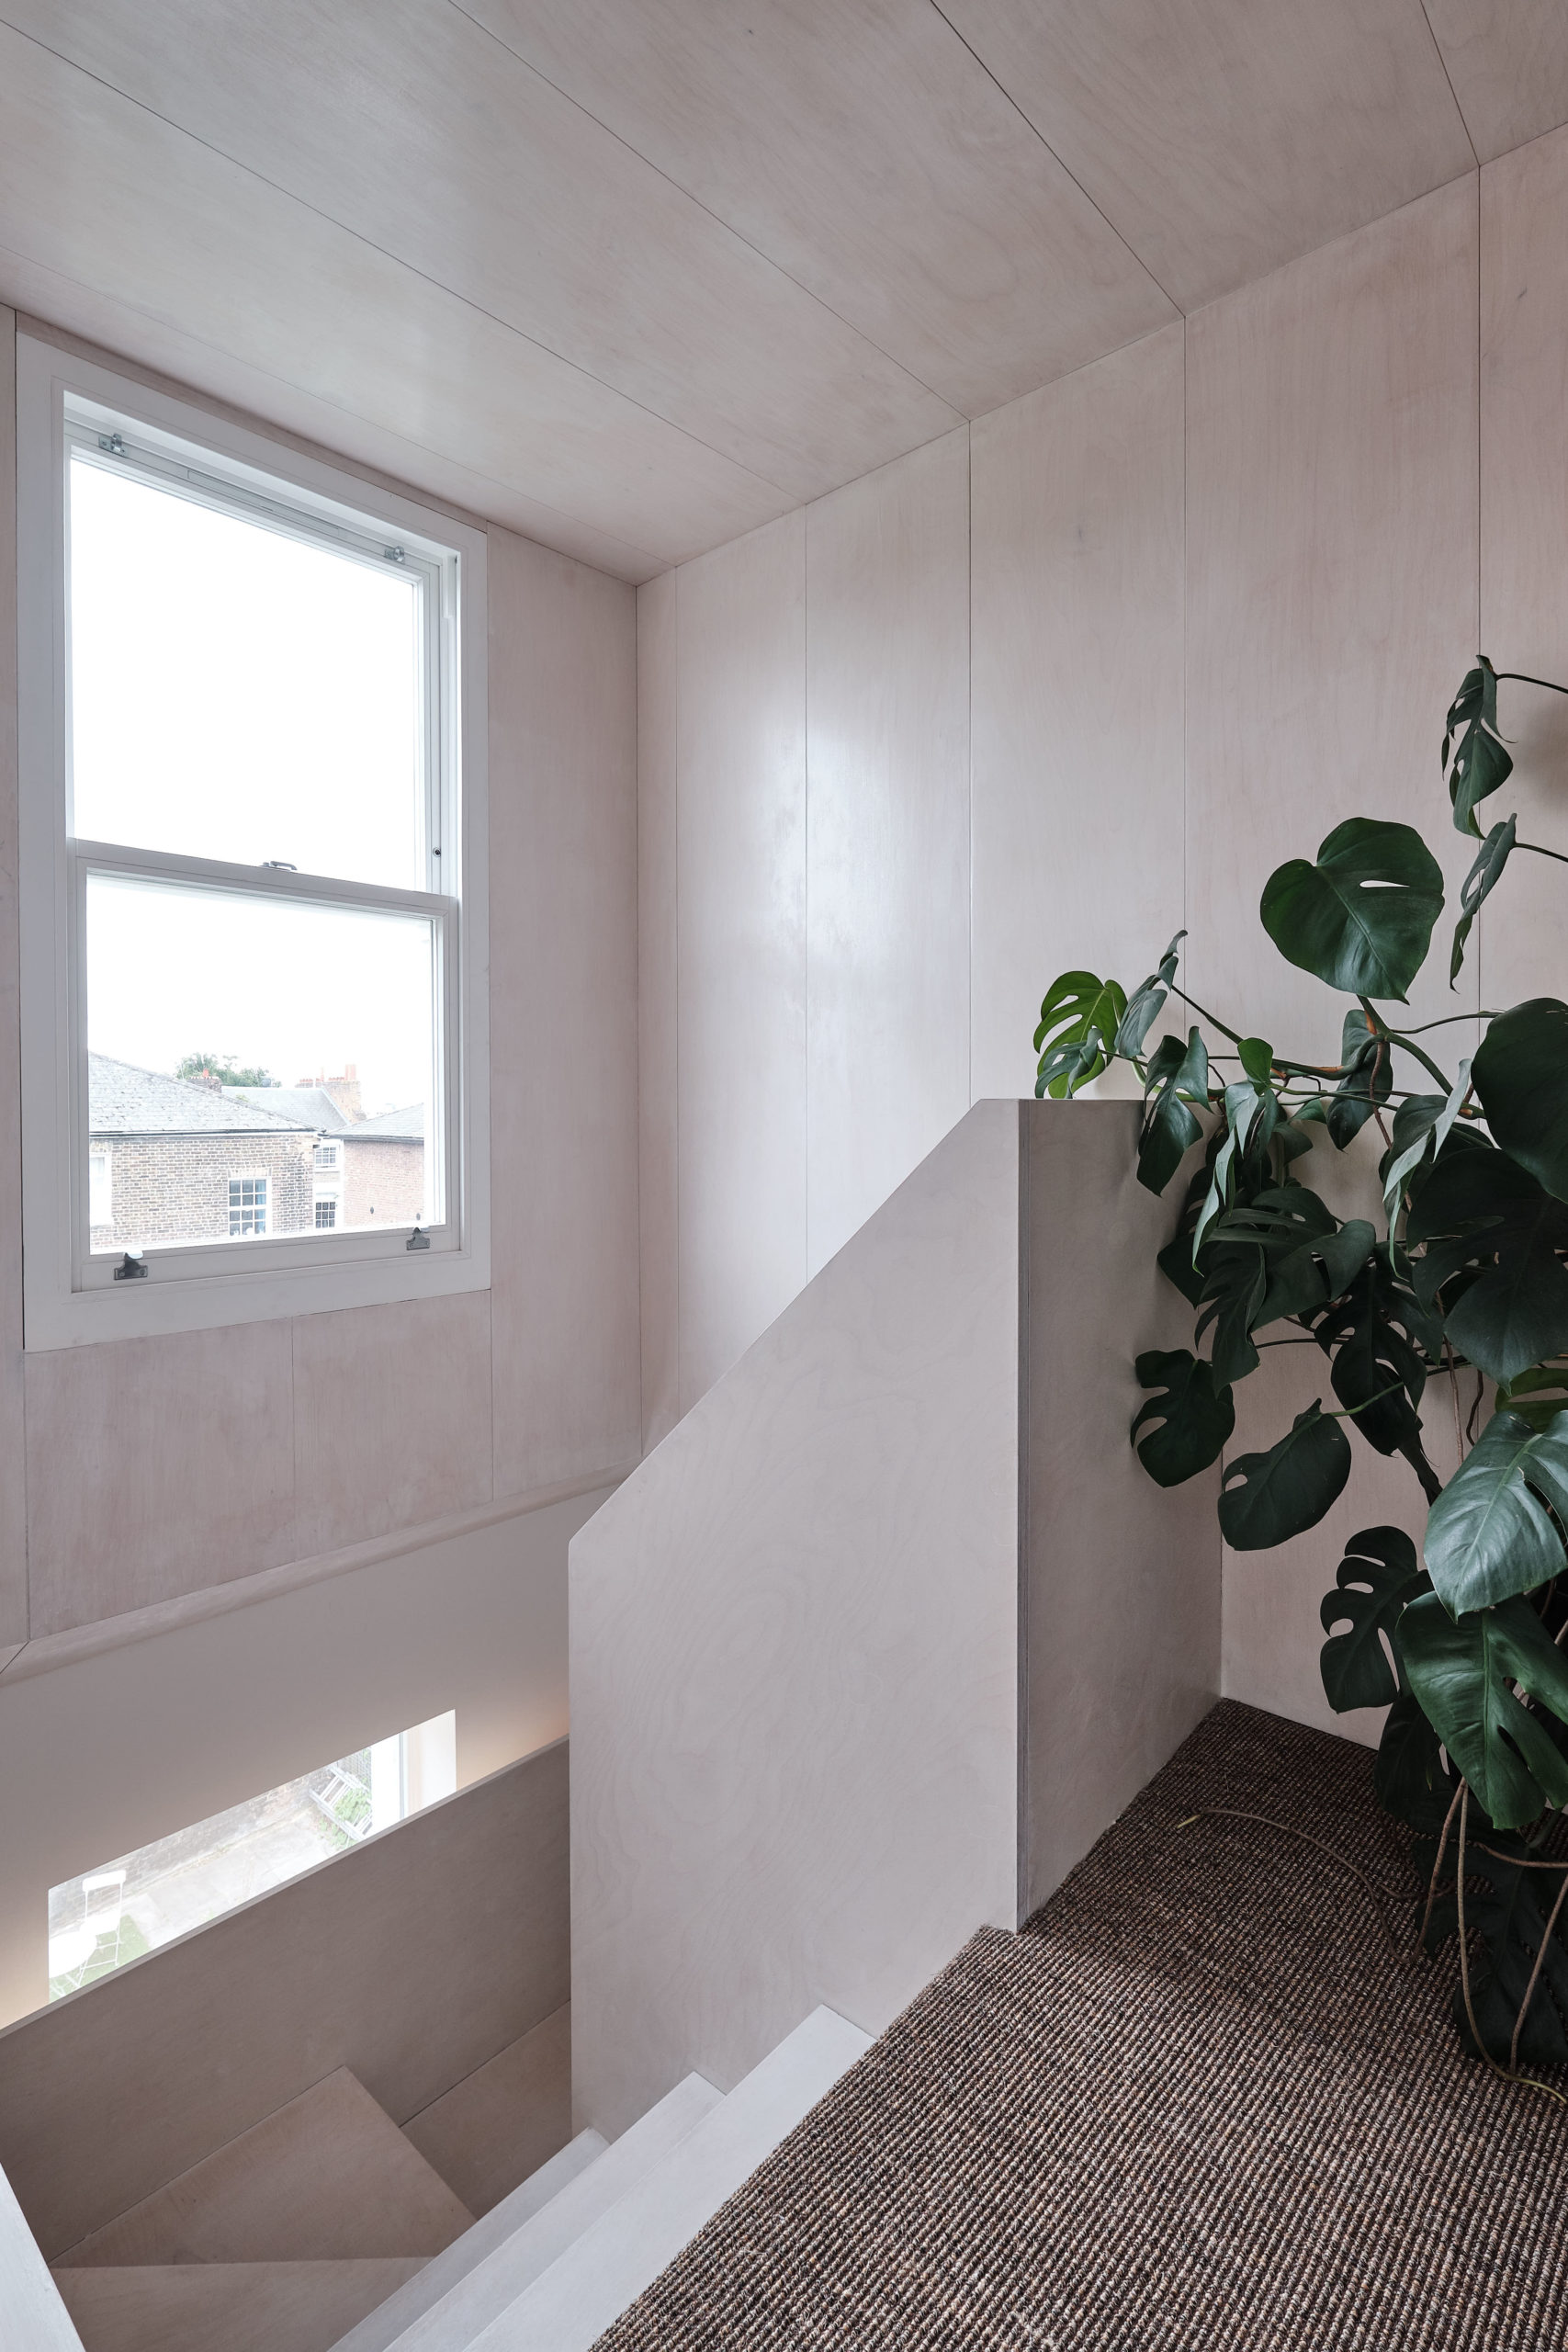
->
[[16, 335, 491, 1347]]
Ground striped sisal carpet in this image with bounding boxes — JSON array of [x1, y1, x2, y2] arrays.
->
[[593, 1700, 1568, 2348]]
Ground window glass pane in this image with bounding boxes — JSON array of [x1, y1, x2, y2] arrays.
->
[[47, 1713, 457, 1999], [69, 452, 424, 888], [85, 874, 435, 1253]]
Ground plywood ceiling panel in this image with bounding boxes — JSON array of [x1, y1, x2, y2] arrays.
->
[[0, 0, 959, 503], [1424, 0, 1568, 164], [0, 0, 1557, 574], [457, 0, 1176, 417], [0, 23, 793, 571], [938, 0, 1476, 311]]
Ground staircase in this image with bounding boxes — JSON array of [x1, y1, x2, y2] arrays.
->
[[40, 2008, 869, 2352]]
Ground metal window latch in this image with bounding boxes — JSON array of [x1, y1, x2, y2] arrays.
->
[[96, 432, 127, 458], [406, 1226, 431, 1252], [261, 860, 297, 871], [383, 544, 407, 565], [113, 1251, 148, 1281]]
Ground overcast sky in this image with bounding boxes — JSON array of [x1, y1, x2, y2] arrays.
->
[[72, 456, 433, 1114]]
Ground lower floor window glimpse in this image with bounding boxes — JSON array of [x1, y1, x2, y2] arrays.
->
[[314, 1198, 337, 1228], [227, 1172, 267, 1237], [47, 1710, 457, 1999]]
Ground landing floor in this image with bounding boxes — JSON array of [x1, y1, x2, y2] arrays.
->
[[593, 1701, 1568, 2348]]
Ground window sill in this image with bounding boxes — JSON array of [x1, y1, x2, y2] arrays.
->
[[24, 1238, 490, 1351]]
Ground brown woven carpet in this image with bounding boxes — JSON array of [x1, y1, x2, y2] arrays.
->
[[592, 1699, 1568, 2349]]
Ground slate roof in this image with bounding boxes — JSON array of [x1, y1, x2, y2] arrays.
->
[[224, 1085, 351, 1132], [90, 1056, 313, 1137], [348, 1105, 424, 1141]]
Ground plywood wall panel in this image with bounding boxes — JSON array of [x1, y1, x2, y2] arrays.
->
[[637, 572, 681, 1452], [942, 0, 1472, 313], [971, 323, 1185, 1102], [292, 1295, 493, 1557], [805, 432, 970, 1275], [1477, 126, 1568, 1013], [676, 514, 807, 1408], [25, 1323, 297, 1634], [1185, 182, 1481, 1071], [485, 528, 641, 1496]]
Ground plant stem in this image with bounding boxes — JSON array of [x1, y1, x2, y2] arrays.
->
[[1517, 840, 1568, 870], [1169, 985, 1245, 1047], [1178, 1807, 1404, 1943], [1361, 998, 1453, 1093], [1393, 1012, 1499, 1034], [1495, 672, 1568, 698], [1511, 1868, 1568, 2075], [1415, 1781, 1463, 1957]]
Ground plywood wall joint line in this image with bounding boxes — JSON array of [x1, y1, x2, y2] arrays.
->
[[0, 13, 803, 506], [444, 0, 964, 422], [922, 0, 1183, 315]]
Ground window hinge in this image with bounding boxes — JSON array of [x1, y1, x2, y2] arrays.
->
[[406, 1226, 431, 1251], [113, 1250, 147, 1281], [97, 431, 127, 458]]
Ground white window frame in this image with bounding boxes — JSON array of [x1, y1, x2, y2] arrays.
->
[[17, 334, 491, 1348]]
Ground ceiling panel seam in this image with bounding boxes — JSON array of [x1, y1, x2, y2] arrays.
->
[[446, 0, 964, 418], [0, 11, 825, 503], [1416, 1, 1483, 170], [922, 0, 1184, 313]]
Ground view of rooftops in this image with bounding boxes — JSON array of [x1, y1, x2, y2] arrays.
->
[[86, 1047, 426, 1255]]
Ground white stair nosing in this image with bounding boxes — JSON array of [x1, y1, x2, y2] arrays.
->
[[470, 2007, 871, 2352], [327, 2131, 607, 2352], [351, 2073, 721, 2352]]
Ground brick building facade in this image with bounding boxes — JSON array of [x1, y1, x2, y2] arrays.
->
[[88, 1056, 427, 1252]]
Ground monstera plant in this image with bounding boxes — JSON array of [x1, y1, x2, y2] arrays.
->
[[1036, 657, 1568, 2078]]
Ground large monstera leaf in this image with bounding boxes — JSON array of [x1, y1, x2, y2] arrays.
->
[[1320, 1527, 1427, 1713], [1259, 819, 1444, 1002], [1472, 999, 1568, 1204], [1423, 1408, 1568, 1613], [1398, 1590, 1568, 1830], [1034, 971, 1127, 1099], [1443, 657, 1515, 836], [1217, 1403, 1351, 1551], [1407, 1142, 1568, 1385], [1130, 1350, 1235, 1487]]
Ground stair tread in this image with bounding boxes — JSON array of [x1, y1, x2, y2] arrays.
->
[[346, 2073, 721, 2352], [471, 2007, 870, 2352], [55, 2070, 473, 2267], [402, 2007, 572, 2220], [53, 2257, 429, 2352]]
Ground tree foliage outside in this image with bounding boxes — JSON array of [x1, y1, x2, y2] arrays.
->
[[1037, 656, 1568, 2077], [175, 1051, 275, 1089]]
